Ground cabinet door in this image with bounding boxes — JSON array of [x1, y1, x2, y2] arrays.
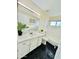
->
[[30, 38, 38, 52], [18, 40, 30, 59], [37, 37, 42, 47]]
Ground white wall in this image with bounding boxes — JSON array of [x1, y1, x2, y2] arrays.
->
[[46, 26, 61, 44]]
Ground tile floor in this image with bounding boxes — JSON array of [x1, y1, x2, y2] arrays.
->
[[21, 42, 58, 59]]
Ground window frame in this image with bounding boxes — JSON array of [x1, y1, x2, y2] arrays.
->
[[49, 20, 61, 27]]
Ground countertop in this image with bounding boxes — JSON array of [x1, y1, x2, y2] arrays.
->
[[18, 31, 46, 43]]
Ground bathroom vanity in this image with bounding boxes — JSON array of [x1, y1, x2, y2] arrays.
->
[[17, 31, 46, 59]]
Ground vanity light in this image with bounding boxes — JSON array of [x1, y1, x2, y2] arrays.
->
[[18, 2, 40, 16]]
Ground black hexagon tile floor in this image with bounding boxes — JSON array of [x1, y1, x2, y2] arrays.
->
[[21, 42, 58, 59]]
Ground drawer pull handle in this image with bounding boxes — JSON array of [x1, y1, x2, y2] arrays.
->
[[23, 43, 26, 45]]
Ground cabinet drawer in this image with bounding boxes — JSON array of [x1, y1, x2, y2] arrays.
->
[[18, 40, 30, 59], [30, 38, 37, 52], [37, 37, 42, 46]]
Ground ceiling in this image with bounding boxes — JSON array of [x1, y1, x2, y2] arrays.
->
[[18, 3, 40, 18], [18, 0, 61, 19], [32, 0, 61, 16], [18, 0, 46, 16]]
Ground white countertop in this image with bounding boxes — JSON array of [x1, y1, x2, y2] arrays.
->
[[42, 35, 61, 46], [18, 31, 46, 43], [17, 29, 60, 46], [47, 36, 60, 44]]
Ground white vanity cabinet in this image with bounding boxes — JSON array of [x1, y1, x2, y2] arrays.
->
[[18, 40, 30, 59], [37, 37, 42, 47], [29, 37, 42, 52], [17, 32, 45, 59], [18, 37, 43, 59], [30, 38, 38, 52]]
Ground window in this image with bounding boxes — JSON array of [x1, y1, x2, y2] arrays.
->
[[50, 21, 56, 26], [56, 21, 61, 27], [49, 21, 61, 27]]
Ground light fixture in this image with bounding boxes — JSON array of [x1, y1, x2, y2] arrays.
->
[[18, 2, 40, 16]]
